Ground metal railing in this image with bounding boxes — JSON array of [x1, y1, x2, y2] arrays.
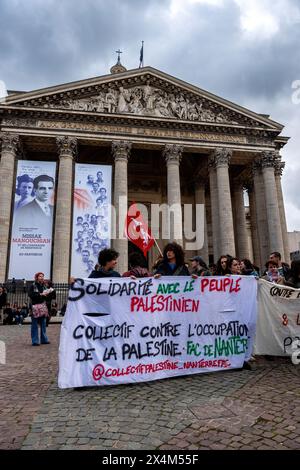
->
[[1, 282, 70, 310]]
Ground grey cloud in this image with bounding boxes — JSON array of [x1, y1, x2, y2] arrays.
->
[[0, 0, 167, 89]]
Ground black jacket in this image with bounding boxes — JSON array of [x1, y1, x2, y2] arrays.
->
[[154, 262, 190, 276], [89, 268, 121, 278], [28, 282, 48, 305], [0, 292, 7, 309]]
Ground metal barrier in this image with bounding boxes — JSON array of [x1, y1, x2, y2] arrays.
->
[[1, 282, 70, 311]]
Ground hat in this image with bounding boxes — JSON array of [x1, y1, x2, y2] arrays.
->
[[190, 256, 204, 263]]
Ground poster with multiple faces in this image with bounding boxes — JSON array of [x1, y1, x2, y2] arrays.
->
[[70, 164, 112, 278], [8, 160, 56, 280]]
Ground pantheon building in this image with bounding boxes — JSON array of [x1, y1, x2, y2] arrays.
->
[[0, 60, 290, 282]]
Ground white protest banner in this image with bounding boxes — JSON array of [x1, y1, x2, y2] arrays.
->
[[70, 163, 112, 278], [254, 280, 300, 356], [58, 276, 257, 388], [8, 160, 56, 280]]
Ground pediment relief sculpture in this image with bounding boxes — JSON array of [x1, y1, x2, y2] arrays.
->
[[42, 83, 242, 125]]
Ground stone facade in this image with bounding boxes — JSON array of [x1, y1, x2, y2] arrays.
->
[[288, 231, 300, 254], [0, 66, 290, 281]]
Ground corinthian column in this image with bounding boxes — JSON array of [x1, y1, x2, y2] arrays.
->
[[252, 159, 269, 266], [232, 178, 249, 259], [0, 133, 19, 282], [275, 159, 290, 262], [246, 181, 261, 267], [214, 148, 235, 256], [112, 140, 131, 274], [52, 136, 77, 282], [208, 154, 220, 261], [260, 151, 284, 256], [163, 144, 183, 244]]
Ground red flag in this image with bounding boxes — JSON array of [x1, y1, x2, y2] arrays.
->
[[125, 203, 154, 257]]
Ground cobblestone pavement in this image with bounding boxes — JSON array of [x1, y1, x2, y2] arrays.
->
[[0, 325, 299, 450]]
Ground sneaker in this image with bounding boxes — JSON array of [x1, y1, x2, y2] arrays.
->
[[41, 341, 50, 345], [32, 343, 40, 346]]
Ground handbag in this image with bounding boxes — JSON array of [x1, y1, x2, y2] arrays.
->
[[32, 303, 49, 318]]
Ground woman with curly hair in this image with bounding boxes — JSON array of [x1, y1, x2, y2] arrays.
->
[[153, 242, 190, 277]]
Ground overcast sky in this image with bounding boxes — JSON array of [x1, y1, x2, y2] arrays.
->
[[0, 0, 299, 231]]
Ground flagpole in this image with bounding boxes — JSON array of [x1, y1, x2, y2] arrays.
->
[[153, 237, 163, 257], [139, 40, 144, 68]]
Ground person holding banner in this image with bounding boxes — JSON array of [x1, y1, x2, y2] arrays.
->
[[153, 242, 190, 277], [240, 259, 259, 277], [229, 258, 241, 275], [88, 248, 121, 278], [122, 252, 152, 278], [28, 272, 51, 346], [269, 252, 290, 281], [189, 256, 211, 277], [261, 260, 285, 284], [216, 255, 231, 275], [285, 260, 300, 288]]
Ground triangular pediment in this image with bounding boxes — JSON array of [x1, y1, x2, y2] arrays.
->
[[3, 67, 283, 130]]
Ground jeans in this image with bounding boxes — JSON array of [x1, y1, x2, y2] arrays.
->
[[15, 314, 24, 325], [31, 317, 48, 345]]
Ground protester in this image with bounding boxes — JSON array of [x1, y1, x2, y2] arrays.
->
[[88, 248, 121, 278], [216, 255, 231, 275], [122, 252, 152, 278], [209, 263, 217, 276], [28, 272, 51, 346], [261, 260, 285, 284], [153, 242, 190, 277], [229, 258, 241, 275], [269, 252, 290, 281], [240, 259, 259, 277], [189, 256, 211, 277], [285, 260, 300, 288]]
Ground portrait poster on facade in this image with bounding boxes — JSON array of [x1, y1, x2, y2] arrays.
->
[[71, 164, 112, 278], [8, 160, 56, 280]]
